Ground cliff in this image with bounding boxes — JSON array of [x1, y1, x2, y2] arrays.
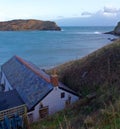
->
[[113, 21, 120, 35], [105, 21, 120, 35], [0, 19, 61, 31]]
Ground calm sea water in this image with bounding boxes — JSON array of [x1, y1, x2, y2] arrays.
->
[[0, 26, 117, 68]]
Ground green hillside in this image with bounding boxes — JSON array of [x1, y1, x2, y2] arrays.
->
[[31, 39, 120, 129], [51, 39, 120, 96]]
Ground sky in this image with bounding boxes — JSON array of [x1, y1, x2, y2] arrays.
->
[[0, 0, 120, 26]]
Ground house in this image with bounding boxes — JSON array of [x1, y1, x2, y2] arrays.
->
[[0, 56, 79, 122]]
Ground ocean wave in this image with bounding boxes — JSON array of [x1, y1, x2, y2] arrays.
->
[[66, 31, 102, 35], [94, 31, 102, 34]]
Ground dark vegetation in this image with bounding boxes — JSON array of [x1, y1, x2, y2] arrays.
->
[[32, 39, 120, 129], [50, 39, 120, 96]]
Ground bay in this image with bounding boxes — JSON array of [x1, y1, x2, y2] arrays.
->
[[0, 26, 117, 68]]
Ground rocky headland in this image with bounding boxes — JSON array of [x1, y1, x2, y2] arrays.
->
[[105, 21, 120, 35], [0, 19, 61, 31]]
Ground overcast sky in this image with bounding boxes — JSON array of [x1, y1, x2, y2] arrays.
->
[[0, 0, 120, 26]]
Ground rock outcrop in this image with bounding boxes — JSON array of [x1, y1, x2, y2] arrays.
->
[[113, 22, 120, 35], [0, 19, 61, 31], [105, 21, 120, 35]]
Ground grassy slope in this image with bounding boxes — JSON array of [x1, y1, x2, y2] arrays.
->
[[31, 40, 120, 129], [49, 39, 120, 96]]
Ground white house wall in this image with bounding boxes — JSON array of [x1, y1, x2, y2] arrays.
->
[[1, 72, 13, 91], [33, 87, 79, 121]]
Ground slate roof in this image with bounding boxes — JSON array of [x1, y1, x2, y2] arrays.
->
[[0, 90, 25, 111], [1, 56, 53, 110], [1, 56, 78, 111], [58, 82, 79, 97]]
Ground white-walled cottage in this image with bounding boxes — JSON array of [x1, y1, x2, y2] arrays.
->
[[0, 56, 79, 122]]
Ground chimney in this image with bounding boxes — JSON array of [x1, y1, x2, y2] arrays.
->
[[50, 69, 58, 87]]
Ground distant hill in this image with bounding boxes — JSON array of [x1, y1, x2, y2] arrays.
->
[[0, 19, 61, 31]]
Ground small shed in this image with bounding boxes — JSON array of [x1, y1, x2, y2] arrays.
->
[[0, 90, 26, 121]]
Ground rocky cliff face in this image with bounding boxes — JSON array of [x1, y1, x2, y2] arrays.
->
[[113, 22, 120, 35], [105, 22, 120, 35], [0, 19, 61, 31]]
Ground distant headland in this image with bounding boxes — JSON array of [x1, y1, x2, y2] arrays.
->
[[0, 19, 61, 31], [104, 21, 120, 35]]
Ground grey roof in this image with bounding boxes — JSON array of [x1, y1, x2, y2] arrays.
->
[[1, 56, 78, 111], [59, 82, 79, 96], [1, 56, 53, 110], [0, 90, 25, 111]]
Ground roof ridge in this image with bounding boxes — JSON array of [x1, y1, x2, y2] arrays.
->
[[15, 56, 50, 83]]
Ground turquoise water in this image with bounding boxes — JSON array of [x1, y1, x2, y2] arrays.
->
[[0, 26, 117, 68]]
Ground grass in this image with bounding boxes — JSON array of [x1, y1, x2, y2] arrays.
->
[[31, 107, 76, 129], [31, 40, 120, 129], [48, 39, 120, 96], [94, 100, 120, 129]]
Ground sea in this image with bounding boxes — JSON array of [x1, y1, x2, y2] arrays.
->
[[0, 26, 117, 69]]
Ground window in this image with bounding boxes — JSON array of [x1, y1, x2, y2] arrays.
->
[[65, 95, 71, 107], [39, 106, 48, 119], [61, 92, 65, 98]]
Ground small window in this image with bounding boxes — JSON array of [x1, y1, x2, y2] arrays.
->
[[61, 92, 65, 98]]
